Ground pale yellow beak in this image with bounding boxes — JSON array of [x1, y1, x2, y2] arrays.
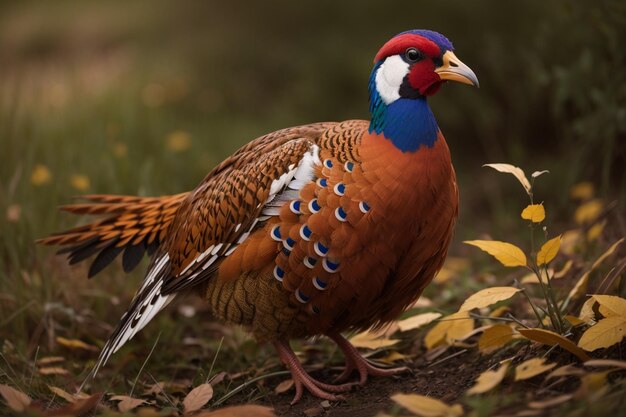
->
[[435, 51, 479, 87]]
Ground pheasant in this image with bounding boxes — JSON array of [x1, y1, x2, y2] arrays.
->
[[38, 29, 478, 403]]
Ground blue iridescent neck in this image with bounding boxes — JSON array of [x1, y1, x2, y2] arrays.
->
[[368, 63, 439, 152]]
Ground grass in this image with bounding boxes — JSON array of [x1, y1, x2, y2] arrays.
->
[[1, 1, 625, 416]]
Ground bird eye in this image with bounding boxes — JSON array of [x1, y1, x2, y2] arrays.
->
[[404, 47, 422, 63]]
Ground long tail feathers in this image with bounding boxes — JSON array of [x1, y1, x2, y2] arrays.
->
[[37, 193, 188, 277]]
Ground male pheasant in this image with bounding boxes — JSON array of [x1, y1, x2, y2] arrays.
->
[[39, 29, 478, 403]]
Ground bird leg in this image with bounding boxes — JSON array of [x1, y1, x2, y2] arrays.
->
[[272, 339, 355, 404], [328, 333, 410, 384]]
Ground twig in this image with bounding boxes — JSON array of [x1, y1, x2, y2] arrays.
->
[[426, 349, 467, 368], [130, 332, 161, 397], [212, 370, 291, 407]]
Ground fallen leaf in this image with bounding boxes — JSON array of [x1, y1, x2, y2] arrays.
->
[[48, 386, 76, 403], [349, 330, 399, 350], [576, 371, 610, 398], [397, 312, 442, 332], [553, 260, 573, 279], [536, 236, 561, 266], [583, 359, 626, 370], [110, 395, 147, 412], [515, 358, 556, 381], [529, 394, 573, 409], [46, 393, 103, 417], [578, 297, 597, 324], [391, 393, 463, 417], [564, 315, 585, 326], [193, 405, 276, 417], [464, 241, 527, 268], [518, 328, 590, 361], [274, 379, 294, 394], [521, 204, 545, 223], [467, 362, 509, 394], [0, 384, 31, 412], [591, 238, 624, 270], [55, 337, 98, 352], [183, 383, 214, 413], [379, 351, 411, 364], [478, 325, 515, 353], [39, 367, 69, 375], [37, 356, 65, 366], [483, 163, 531, 194], [587, 221, 606, 241], [546, 364, 586, 380], [459, 287, 522, 312], [424, 311, 474, 349], [592, 295, 626, 318], [578, 316, 626, 351]]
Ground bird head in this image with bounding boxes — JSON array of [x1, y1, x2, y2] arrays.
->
[[371, 29, 479, 105]]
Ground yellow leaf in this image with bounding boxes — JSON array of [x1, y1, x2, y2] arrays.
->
[[478, 325, 514, 353], [521, 204, 545, 223], [166, 130, 192, 152], [489, 306, 510, 318], [349, 330, 399, 350], [591, 238, 624, 271], [379, 351, 411, 364], [434, 257, 469, 283], [579, 297, 597, 324], [55, 337, 98, 352], [587, 221, 606, 241], [70, 174, 90, 191], [183, 383, 214, 413], [459, 287, 521, 312], [424, 311, 474, 350], [391, 393, 463, 417], [467, 362, 509, 395], [560, 230, 581, 255], [564, 315, 585, 326], [518, 328, 590, 361], [483, 163, 531, 194], [0, 384, 32, 412], [520, 272, 548, 285], [570, 181, 594, 200], [578, 316, 626, 351], [37, 356, 65, 366], [514, 358, 556, 381], [592, 295, 626, 318], [397, 312, 442, 332], [31, 164, 52, 186], [536, 236, 561, 266], [574, 199, 603, 224], [464, 241, 527, 267]]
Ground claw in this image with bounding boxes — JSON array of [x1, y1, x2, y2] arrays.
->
[[273, 339, 353, 404], [329, 333, 410, 385]]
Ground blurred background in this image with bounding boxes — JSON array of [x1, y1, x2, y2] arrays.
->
[[0, 0, 624, 365]]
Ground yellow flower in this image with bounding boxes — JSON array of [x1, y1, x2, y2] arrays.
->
[[70, 174, 90, 191], [166, 130, 192, 152], [31, 164, 52, 186]]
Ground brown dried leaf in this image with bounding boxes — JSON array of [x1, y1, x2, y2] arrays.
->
[[37, 356, 65, 366], [518, 328, 590, 361], [529, 394, 573, 409], [546, 364, 586, 380], [48, 385, 77, 403], [39, 367, 69, 375], [483, 163, 531, 194], [0, 384, 31, 412], [111, 395, 147, 412], [274, 379, 294, 394], [45, 392, 103, 417], [183, 383, 214, 413], [194, 405, 277, 417]]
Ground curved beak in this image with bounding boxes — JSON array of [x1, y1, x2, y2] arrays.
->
[[435, 51, 479, 88]]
